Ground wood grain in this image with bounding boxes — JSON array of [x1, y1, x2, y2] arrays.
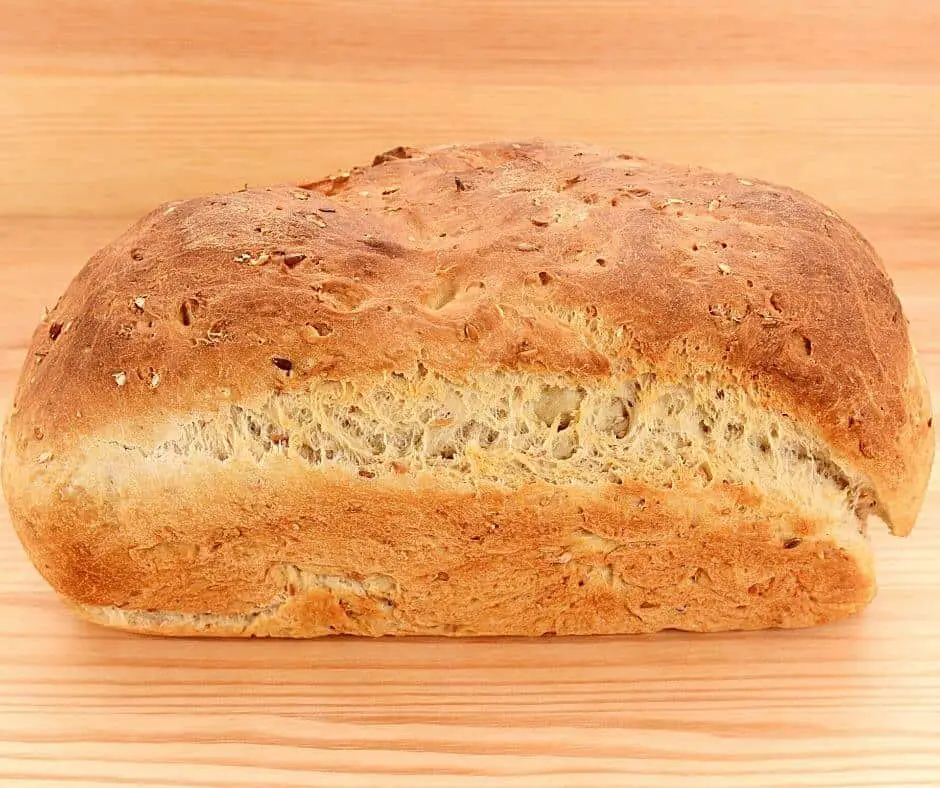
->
[[1, 1, 938, 785]]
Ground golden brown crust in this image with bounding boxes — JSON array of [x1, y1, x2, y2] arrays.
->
[[1, 140, 932, 636], [23, 469, 875, 636]]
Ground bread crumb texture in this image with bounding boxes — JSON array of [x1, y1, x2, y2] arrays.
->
[[2, 140, 933, 636]]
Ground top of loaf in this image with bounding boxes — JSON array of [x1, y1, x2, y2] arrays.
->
[[3, 140, 933, 533]]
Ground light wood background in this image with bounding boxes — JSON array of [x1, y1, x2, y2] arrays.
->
[[1, 2, 939, 786]]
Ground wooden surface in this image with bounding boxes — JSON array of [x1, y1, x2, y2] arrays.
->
[[1, 1, 939, 785]]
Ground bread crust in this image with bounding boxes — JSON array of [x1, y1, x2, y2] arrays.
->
[[1, 140, 932, 636], [53, 466, 875, 635]]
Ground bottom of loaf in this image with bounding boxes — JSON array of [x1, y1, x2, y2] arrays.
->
[[66, 529, 874, 637], [13, 457, 877, 637], [71, 597, 872, 639]]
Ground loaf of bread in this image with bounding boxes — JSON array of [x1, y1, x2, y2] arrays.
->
[[1, 141, 933, 636]]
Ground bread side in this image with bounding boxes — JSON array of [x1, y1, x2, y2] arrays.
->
[[1, 140, 932, 636], [23, 441, 876, 636], [0, 347, 890, 635]]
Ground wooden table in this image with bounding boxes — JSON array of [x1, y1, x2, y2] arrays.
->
[[1, 2, 938, 785]]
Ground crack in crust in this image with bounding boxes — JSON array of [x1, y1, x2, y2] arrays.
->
[[97, 366, 877, 531]]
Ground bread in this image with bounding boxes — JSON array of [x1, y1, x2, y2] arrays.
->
[[1, 140, 933, 637]]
